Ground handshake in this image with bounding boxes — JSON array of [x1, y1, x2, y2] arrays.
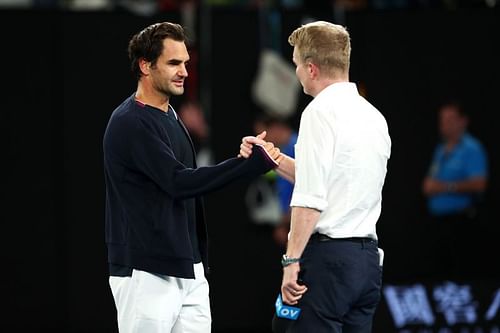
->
[[238, 130, 285, 166]]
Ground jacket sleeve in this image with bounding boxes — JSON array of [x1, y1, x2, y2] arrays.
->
[[129, 117, 276, 199]]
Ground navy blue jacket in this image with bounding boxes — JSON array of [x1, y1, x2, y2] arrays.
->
[[103, 94, 275, 278]]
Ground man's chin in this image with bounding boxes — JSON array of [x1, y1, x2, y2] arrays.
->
[[172, 87, 184, 96]]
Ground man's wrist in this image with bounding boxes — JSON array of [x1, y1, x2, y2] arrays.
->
[[281, 254, 300, 267]]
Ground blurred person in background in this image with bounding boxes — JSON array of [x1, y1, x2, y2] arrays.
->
[[422, 100, 488, 279], [253, 113, 298, 248], [177, 101, 214, 166], [103, 21, 281, 333]]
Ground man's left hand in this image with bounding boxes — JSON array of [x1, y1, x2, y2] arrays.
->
[[281, 263, 307, 305]]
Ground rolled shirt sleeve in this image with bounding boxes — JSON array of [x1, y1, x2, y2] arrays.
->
[[290, 107, 333, 212]]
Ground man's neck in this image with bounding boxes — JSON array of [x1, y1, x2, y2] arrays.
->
[[445, 134, 463, 152], [135, 83, 170, 112], [312, 77, 349, 97]]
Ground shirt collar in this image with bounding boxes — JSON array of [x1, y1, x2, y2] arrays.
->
[[318, 82, 358, 98]]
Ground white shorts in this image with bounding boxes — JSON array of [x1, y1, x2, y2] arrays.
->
[[109, 262, 211, 333]]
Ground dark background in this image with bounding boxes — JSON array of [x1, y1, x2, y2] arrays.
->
[[2, 4, 499, 332]]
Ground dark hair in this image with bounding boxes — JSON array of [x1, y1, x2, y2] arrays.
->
[[439, 99, 467, 118], [128, 22, 186, 80]]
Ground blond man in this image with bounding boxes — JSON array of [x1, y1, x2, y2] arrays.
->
[[241, 21, 391, 332]]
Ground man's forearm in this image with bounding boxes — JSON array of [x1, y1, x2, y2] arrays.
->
[[276, 154, 296, 184], [286, 206, 321, 259], [424, 176, 487, 195], [454, 177, 487, 193]]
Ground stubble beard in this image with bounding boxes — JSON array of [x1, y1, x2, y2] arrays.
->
[[155, 81, 184, 98]]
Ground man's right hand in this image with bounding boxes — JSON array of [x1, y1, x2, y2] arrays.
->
[[239, 130, 284, 164], [239, 131, 267, 158]]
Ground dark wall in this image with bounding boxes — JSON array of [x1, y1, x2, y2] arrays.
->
[[2, 7, 499, 332], [1, 10, 64, 331]]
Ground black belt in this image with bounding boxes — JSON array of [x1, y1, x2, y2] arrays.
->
[[310, 233, 376, 244]]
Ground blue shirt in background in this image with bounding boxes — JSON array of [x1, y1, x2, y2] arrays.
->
[[427, 133, 488, 216], [277, 132, 298, 214]]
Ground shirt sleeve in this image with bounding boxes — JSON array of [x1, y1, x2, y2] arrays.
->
[[128, 116, 275, 199], [289, 108, 333, 212], [464, 143, 488, 178]]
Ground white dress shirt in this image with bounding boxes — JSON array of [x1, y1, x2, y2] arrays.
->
[[290, 82, 391, 240]]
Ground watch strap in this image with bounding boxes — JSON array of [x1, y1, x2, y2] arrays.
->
[[281, 254, 301, 267]]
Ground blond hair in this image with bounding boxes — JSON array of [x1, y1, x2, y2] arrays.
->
[[288, 21, 351, 77]]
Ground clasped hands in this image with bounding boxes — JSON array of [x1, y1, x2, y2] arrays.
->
[[238, 131, 284, 165]]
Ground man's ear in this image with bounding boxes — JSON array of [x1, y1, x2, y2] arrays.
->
[[308, 62, 319, 80], [139, 58, 151, 76]]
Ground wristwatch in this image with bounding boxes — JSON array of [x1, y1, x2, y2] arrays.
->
[[281, 254, 300, 267]]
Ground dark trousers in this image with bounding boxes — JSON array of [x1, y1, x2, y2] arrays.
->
[[272, 235, 383, 333]]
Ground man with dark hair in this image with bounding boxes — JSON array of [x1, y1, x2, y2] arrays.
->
[[422, 100, 488, 279], [103, 22, 281, 333]]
